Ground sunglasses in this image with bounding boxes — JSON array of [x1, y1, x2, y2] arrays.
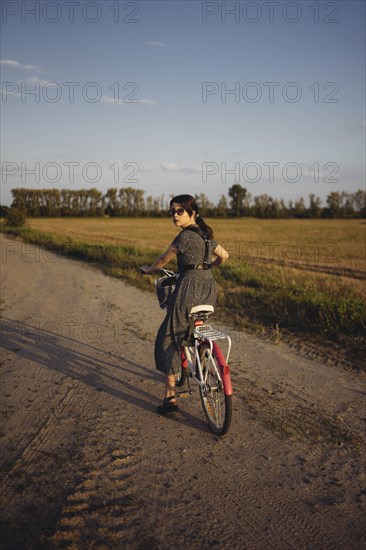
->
[[169, 207, 186, 217]]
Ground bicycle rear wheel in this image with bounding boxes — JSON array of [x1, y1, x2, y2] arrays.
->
[[199, 344, 232, 435]]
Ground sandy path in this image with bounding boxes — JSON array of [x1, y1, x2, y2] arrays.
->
[[1, 234, 365, 549]]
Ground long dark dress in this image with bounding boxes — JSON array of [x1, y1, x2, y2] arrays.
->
[[154, 227, 218, 375]]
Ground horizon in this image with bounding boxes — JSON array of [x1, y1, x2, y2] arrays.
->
[[6, 184, 365, 216]]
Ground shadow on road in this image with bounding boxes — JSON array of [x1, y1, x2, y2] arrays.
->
[[0, 316, 209, 433]]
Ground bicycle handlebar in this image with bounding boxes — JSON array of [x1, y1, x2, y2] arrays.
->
[[158, 268, 176, 277], [138, 266, 176, 277]]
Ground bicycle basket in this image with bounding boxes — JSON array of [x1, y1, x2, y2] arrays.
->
[[154, 274, 178, 309]]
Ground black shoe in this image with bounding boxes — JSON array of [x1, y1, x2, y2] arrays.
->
[[158, 396, 178, 414]]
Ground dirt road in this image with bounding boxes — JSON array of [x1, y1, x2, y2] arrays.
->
[[1, 234, 365, 549]]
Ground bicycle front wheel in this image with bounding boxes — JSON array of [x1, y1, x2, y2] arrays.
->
[[199, 344, 232, 435]]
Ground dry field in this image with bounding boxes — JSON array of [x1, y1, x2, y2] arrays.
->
[[27, 217, 366, 299]]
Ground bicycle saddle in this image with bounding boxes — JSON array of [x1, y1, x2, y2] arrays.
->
[[189, 305, 214, 316]]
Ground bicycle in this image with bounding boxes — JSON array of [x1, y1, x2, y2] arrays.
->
[[155, 268, 233, 435]]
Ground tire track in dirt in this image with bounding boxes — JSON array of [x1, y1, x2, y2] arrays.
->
[[1, 362, 78, 483], [154, 430, 329, 550], [237, 379, 363, 448], [48, 400, 164, 549], [212, 473, 334, 550], [0, 386, 90, 548], [1, 383, 148, 548], [129, 399, 303, 550], [250, 256, 366, 280]]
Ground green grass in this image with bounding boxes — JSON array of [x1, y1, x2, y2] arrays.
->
[[215, 261, 366, 335]]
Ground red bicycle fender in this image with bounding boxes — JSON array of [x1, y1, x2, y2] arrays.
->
[[211, 341, 233, 396], [181, 348, 189, 368]]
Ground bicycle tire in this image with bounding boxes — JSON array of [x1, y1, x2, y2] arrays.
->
[[198, 343, 232, 435]]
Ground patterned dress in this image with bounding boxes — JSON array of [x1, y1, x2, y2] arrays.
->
[[154, 227, 218, 375]]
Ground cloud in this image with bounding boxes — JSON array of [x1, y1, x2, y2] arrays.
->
[[146, 41, 167, 47], [102, 95, 122, 104], [23, 76, 52, 86], [0, 59, 41, 71], [111, 161, 156, 172], [139, 164, 156, 172], [160, 162, 201, 174], [102, 95, 156, 106]]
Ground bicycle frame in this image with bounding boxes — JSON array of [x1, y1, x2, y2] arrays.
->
[[181, 323, 233, 396]]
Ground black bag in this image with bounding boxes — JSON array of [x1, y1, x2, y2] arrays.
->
[[155, 273, 179, 309]]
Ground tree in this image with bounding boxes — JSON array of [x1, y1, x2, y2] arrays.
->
[[228, 184, 247, 216], [326, 191, 342, 218], [216, 194, 229, 217], [0, 205, 9, 217], [308, 194, 322, 218], [293, 197, 306, 218], [195, 193, 212, 217], [133, 189, 145, 216], [253, 194, 274, 218], [146, 195, 154, 215], [119, 187, 134, 215], [353, 189, 366, 217], [88, 188, 103, 216], [61, 189, 72, 216], [279, 199, 289, 218], [10, 188, 27, 213], [105, 188, 120, 216], [243, 192, 252, 216], [5, 207, 26, 227]]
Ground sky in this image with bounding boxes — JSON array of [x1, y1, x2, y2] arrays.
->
[[0, 0, 365, 207]]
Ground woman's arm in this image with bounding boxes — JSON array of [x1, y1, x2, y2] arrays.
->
[[211, 244, 229, 267], [139, 245, 178, 274]]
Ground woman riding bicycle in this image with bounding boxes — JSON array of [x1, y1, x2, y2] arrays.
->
[[140, 194, 229, 414]]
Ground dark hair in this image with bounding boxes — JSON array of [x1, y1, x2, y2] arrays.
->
[[170, 194, 214, 239]]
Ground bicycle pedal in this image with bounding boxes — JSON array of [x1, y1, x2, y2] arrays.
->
[[176, 390, 192, 397]]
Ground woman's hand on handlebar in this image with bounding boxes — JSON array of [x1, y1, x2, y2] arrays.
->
[[138, 265, 152, 274]]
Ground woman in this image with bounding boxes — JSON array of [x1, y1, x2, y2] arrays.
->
[[140, 195, 229, 414]]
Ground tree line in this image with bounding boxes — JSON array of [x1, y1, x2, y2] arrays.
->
[[3, 185, 366, 218]]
